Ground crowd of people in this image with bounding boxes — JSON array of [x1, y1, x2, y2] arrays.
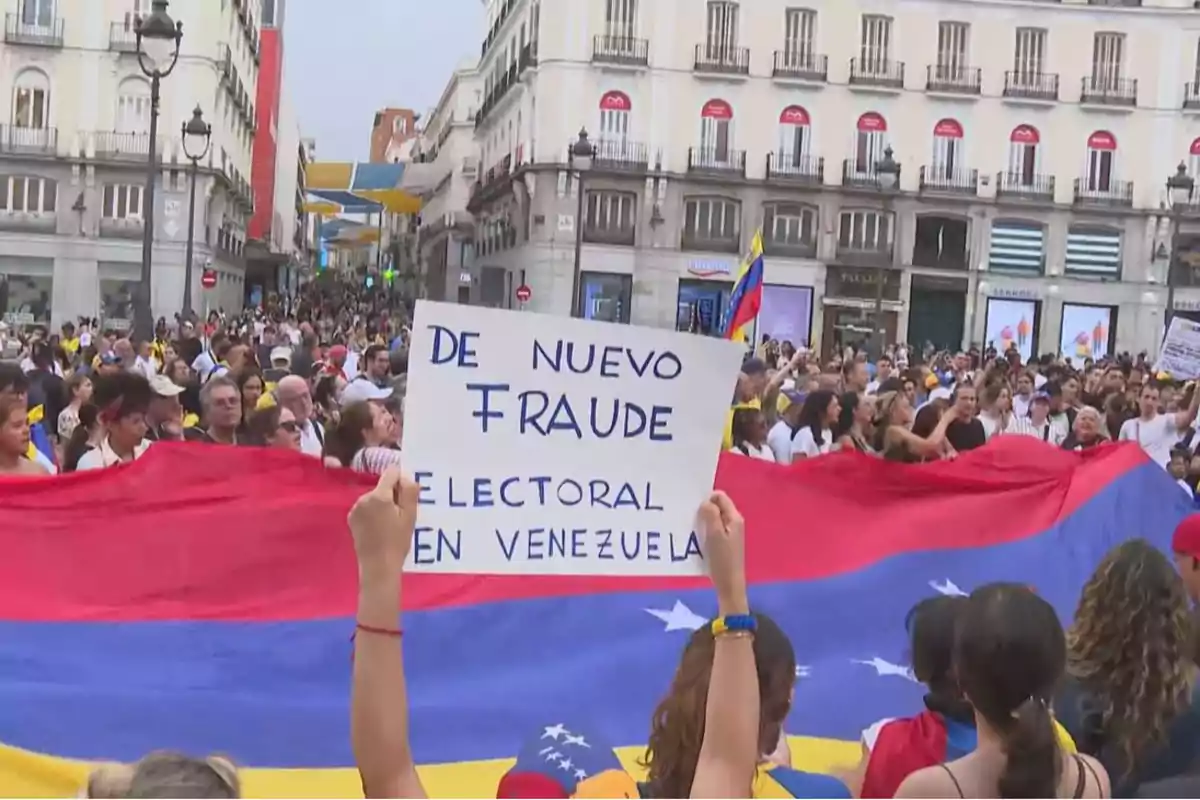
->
[[726, 339, 1200, 494], [0, 278, 409, 478], [8, 290, 1200, 799]]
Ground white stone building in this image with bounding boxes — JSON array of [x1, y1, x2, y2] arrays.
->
[[0, 0, 260, 329], [467, 0, 1200, 360]]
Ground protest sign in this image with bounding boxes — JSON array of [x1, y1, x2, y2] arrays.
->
[[400, 301, 746, 576], [1155, 317, 1200, 379]]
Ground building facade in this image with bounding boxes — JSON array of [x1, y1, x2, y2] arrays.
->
[[467, 0, 1200, 360], [414, 60, 483, 303], [0, 0, 260, 328], [369, 107, 419, 164], [247, 0, 282, 244]]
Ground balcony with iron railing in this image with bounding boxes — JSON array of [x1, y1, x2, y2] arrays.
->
[[518, 41, 538, 71], [762, 234, 817, 259], [926, 65, 982, 95], [835, 238, 894, 266], [592, 139, 651, 172], [1184, 82, 1200, 110], [919, 166, 979, 196], [1073, 178, 1134, 208], [694, 44, 751, 76], [0, 207, 55, 234], [108, 21, 137, 52], [0, 124, 57, 155], [583, 220, 636, 247], [1080, 76, 1137, 107], [765, 152, 824, 186], [772, 50, 827, 82], [687, 146, 746, 177], [92, 131, 152, 161], [996, 172, 1056, 201], [592, 34, 649, 67], [5, 13, 63, 46], [841, 160, 902, 190], [1003, 71, 1060, 101], [848, 58, 905, 89]]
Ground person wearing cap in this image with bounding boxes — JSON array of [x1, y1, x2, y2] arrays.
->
[[1006, 390, 1060, 444], [263, 346, 292, 385], [722, 351, 802, 451], [766, 390, 806, 464], [1118, 379, 1200, 468], [145, 374, 187, 442], [1172, 515, 1200, 605], [340, 378, 394, 409]]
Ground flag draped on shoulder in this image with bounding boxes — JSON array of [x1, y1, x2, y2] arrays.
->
[[720, 229, 765, 343]]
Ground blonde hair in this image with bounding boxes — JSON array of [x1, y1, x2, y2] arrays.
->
[[126, 752, 239, 798]]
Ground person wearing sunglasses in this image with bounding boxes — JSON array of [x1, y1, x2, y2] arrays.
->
[[245, 405, 302, 451]]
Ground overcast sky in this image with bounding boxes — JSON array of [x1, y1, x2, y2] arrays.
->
[[283, 0, 481, 162]]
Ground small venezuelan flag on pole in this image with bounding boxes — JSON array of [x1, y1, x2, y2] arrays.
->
[[719, 228, 765, 344]]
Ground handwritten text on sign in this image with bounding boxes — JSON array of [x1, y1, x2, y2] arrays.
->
[[1156, 317, 1200, 380], [400, 301, 745, 576]]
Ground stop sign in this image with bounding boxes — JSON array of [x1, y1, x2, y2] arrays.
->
[[515, 284, 532, 302], [201, 268, 217, 289]]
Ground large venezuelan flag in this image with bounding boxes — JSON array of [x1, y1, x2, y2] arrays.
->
[[720, 229, 765, 344], [0, 439, 1191, 798]]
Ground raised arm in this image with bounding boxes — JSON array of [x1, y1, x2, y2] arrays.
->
[[691, 492, 757, 799], [349, 469, 427, 799]]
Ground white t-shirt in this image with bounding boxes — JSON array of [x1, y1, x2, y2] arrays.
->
[[766, 420, 795, 464], [1012, 393, 1032, 419], [727, 443, 776, 463], [791, 426, 833, 460], [1119, 414, 1184, 467]]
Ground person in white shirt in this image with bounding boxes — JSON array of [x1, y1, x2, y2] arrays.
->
[[75, 372, 153, 471], [865, 356, 893, 395], [1011, 371, 1035, 419], [976, 382, 1014, 440], [790, 389, 841, 460], [766, 392, 806, 464], [1118, 382, 1200, 467], [1006, 391, 1063, 445], [727, 406, 776, 463], [276, 374, 324, 457]]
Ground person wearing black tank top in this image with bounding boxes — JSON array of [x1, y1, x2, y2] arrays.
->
[[896, 584, 1111, 799]]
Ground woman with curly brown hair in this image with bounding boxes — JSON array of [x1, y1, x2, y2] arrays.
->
[[1055, 539, 1200, 797]]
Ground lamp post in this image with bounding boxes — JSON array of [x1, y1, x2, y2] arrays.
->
[[181, 105, 211, 319], [568, 128, 594, 318], [134, 0, 182, 342], [873, 146, 901, 360], [1166, 162, 1194, 330]]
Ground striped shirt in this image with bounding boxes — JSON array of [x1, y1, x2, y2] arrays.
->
[[1005, 416, 1064, 446]]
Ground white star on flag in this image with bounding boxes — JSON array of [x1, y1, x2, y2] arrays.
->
[[795, 665, 812, 678], [544, 751, 562, 763], [575, 769, 588, 780], [645, 600, 707, 632], [853, 657, 918, 683], [563, 733, 591, 748], [929, 579, 967, 597], [542, 723, 569, 741], [559, 758, 574, 772]]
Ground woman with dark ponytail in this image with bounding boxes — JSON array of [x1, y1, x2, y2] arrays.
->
[[896, 584, 1110, 799]]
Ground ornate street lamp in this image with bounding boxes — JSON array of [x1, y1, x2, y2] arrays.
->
[[133, 0, 183, 342], [181, 105, 212, 318], [568, 128, 595, 318], [871, 146, 901, 358], [1165, 162, 1195, 328]]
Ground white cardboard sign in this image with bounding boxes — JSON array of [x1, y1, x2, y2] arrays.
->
[[400, 301, 745, 576], [1156, 317, 1200, 379]]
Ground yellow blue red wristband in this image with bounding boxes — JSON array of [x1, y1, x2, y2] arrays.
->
[[711, 614, 757, 637]]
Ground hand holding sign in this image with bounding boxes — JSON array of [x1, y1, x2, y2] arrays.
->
[[401, 301, 745, 576], [349, 468, 421, 580]]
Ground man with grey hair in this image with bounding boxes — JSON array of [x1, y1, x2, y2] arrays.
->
[[183, 375, 243, 445], [276, 374, 324, 457]]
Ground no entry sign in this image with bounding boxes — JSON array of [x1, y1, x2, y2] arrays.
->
[[515, 284, 531, 302], [201, 268, 217, 289]]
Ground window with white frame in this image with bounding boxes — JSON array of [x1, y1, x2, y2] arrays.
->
[[0, 176, 56, 213], [838, 209, 893, 251], [854, 112, 887, 174], [117, 81, 151, 134], [777, 106, 810, 168], [683, 196, 740, 243], [763, 202, 816, 249], [122, 0, 146, 30], [1007, 125, 1041, 185], [585, 190, 636, 233], [1091, 32, 1124, 89], [782, 8, 816, 67], [936, 21, 969, 79], [700, 101, 733, 163], [13, 74, 48, 129], [931, 119, 963, 180], [102, 184, 144, 219], [1084, 131, 1117, 193], [599, 92, 630, 142], [860, 15, 892, 73], [20, 0, 54, 27], [605, 0, 636, 40], [705, 1, 738, 59], [1013, 28, 1046, 80]]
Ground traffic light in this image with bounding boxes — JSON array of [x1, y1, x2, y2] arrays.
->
[[383, 267, 396, 284]]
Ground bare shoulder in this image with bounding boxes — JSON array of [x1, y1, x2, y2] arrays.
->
[[894, 765, 961, 799], [1076, 753, 1111, 798]]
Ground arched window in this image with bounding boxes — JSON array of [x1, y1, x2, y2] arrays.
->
[[598, 90, 631, 143], [116, 77, 151, 134], [777, 105, 810, 169], [1007, 124, 1040, 186], [13, 69, 49, 129], [853, 111, 886, 174], [931, 118, 963, 179], [700, 98, 734, 164], [1085, 130, 1116, 193], [1189, 137, 1200, 179]]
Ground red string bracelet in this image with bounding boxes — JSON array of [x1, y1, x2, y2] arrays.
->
[[353, 622, 403, 640]]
